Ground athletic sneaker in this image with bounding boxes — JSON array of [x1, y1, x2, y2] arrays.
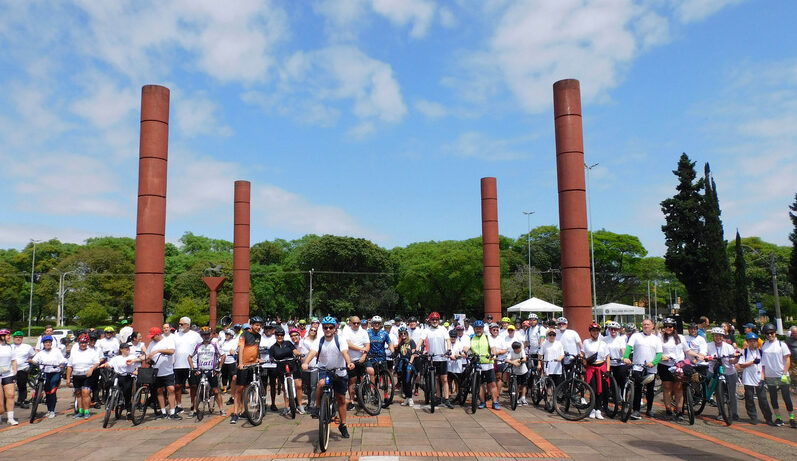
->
[[492, 402, 501, 410], [230, 414, 238, 424], [270, 404, 278, 412], [478, 401, 486, 409], [774, 418, 784, 426], [589, 409, 596, 419], [226, 397, 234, 405], [47, 411, 56, 419], [8, 417, 19, 425], [407, 398, 414, 407], [630, 411, 642, 420], [346, 402, 355, 411], [444, 400, 454, 409], [595, 410, 604, 420], [170, 413, 182, 420], [339, 423, 350, 438], [790, 419, 796, 429], [297, 406, 306, 415]]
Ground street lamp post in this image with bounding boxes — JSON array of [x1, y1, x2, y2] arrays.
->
[[523, 211, 535, 299], [27, 239, 42, 336], [585, 162, 599, 319], [308, 268, 314, 319], [58, 270, 77, 327]]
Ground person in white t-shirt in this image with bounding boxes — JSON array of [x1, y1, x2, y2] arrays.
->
[[555, 317, 582, 356], [146, 327, 180, 420], [602, 321, 628, 395], [101, 342, 141, 418], [759, 323, 793, 427], [96, 327, 121, 359], [507, 340, 528, 405], [11, 331, 35, 408], [344, 316, 371, 410], [501, 325, 522, 387], [219, 330, 237, 394], [707, 327, 739, 422], [737, 333, 773, 425], [172, 317, 203, 414], [583, 322, 610, 419], [658, 318, 690, 420], [525, 315, 545, 358], [66, 334, 100, 419], [425, 312, 453, 408], [540, 329, 565, 386], [624, 318, 662, 420], [300, 325, 320, 412], [447, 330, 466, 390], [31, 335, 67, 419]]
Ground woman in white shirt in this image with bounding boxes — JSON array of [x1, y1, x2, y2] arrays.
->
[[602, 321, 627, 396], [300, 325, 320, 412], [66, 334, 100, 418], [101, 343, 141, 419], [539, 329, 565, 387], [219, 330, 238, 394], [659, 318, 689, 420], [0, 329, 19, 425], [707, 327, 739, 422], [32, 335, 67, 418], [583, 322, 610, 419]]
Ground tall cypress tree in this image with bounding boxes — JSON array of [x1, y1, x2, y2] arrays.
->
[[702, 163, 733, 320], [789, 193, 797, 304], [661, 154, 706, 319], [733, 230, 752, 325]]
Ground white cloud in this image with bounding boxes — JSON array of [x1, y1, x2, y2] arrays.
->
[[314, 0, 441, 40], [174, 91, 233, 137], [0, 223, 108, 250], [168, 153, 239, 217], [414, 99, 448, 118], [672, 0, 745, 23], [71, 78, 139, 128], [444, 131, 528, 161], [371, 0, 436, 38]]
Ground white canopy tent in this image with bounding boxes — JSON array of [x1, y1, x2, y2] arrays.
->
[[506, 297, 563, 318], [594, 302, 645, 324]]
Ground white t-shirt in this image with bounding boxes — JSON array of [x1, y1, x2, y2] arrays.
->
[[541, 340, 564, 375], [11, 342, 35, 371], [602, 334, 627, 365], [627, 332, 662, 373], [408, 327, 426, 349], [317, 334, 349, 377], [33, 348, 66, 373], [147, 336, 176, 377], [660, 335, 688, 366], [96, 337, 121, 358], [129, 343, 146, 362], [582, 338, 608, 363], [301, 336, 320, 368], [760, 339, 790, 378], [508, 348, 528, 375], [173, 330, 203, 369], [220, 337, 238, 364], [385, 331, 399, 357], [707, 341, 737, 376], [260, 334, 277, 368], [344, 327, 370, 362], [556, 329, 582, 356], [0, 344, 16, 378], [463, 326, 474, 337], [425, 326, 449, 361], [684, 334, 708, 363], [107, 354, 138, 375], [490, 334, 507, 361], [68, 346, 100, 376], [740, 347, 764, 386], [526, 324, 545, 353], [448, 340, 465, 373]]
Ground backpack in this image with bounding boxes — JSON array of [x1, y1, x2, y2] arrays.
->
[[317, 334, 341, 354]]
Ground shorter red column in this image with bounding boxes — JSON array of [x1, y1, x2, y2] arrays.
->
[[203, 277, 225, 330]]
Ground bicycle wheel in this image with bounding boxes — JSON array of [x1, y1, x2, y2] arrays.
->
[[103, 390, 118, 428], [530, 372, 542, 406], [379, 369, 395, 406], [28, 368, 39, 391], [604, 374, 620, 418], [357, 379, 382, 416], [543, 377, 556, 413], [318, 393, 331, 453], [691, 379, 707, 415], [470, 371, 480, 413], [244, 384, 264, 426], [131, 386, 149, 426], [509, 376, 518, 411], [683, 385, 695, 425], [286, 377, 297, 419], [29, 380, 44, 423], [115, 391, 124, 420], [447, 373, 460, 405], [554, 378, 594, 421], [195, 384, 207, 421], [717, 380, 732, 426], [99, 371, 110, 405], [427, 369, 436, 413], [620, 379, 633, 422]]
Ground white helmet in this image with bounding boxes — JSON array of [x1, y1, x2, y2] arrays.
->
[[556, 317, 568, 324], [711, 327, 725, 335], [606, 321, 621, 329], [528, 313, 538, 320], [371, 315, 383, 324]]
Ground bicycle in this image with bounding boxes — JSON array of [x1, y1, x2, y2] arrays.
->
[[601, 371, 622, 419], [619, 362, 655, 422], [355, 364, 382, 416], [505, 362, 519, 411], [707, 355, 735, 426], [28, 368, 47, 423], [317, 367, 347, 453], [533, 360, 557, 413], [670, 362, 695, 425], [131, 366, 157, 426], [459, 352, 491, 414], [372, 360, 395, 407], [242, 363, 267, 425], [553, 353, 595, 421], [277, 358, 299, 419], [194, 369, 218, 421], [103, 372, 126, 428]]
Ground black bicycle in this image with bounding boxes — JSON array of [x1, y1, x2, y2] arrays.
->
[[29, 368, 48, 423], [372, 360, 395, 407], [318, 367, 347, 453], [277, 358, 299, 419], [103, 372, 126, 428], [553, 353, 595, 421], [355, 365, 382, 416], [131, 366, 158, 426]]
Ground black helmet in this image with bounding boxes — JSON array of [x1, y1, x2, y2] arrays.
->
[[663, 318, 676, 326], [88, 330, 101, 341], [448, 329, 458, 338], [250, 316, 264, 325], [761, 323, 776, 334], [408, 316, 418, 323]]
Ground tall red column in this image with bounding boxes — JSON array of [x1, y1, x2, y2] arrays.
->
[[553, 79, 593, 338], [232, 180, 251, 325], [481, 177, 502, 320], [133, 85, 170, 333]]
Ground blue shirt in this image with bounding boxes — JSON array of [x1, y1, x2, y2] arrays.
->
[[367, 329, 391, 362]]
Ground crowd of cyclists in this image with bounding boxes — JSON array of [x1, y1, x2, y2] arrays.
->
[[0, 312, 795, 441]]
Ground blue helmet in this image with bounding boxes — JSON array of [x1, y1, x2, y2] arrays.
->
[[41, 335, 54, 342], [321, 316, 337, 326], [472, 320, 485, 328], [242, 323, 251, 330]]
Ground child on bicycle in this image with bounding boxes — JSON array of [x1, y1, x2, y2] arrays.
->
[[31, 335, 67, 419], [102, 342, 140, 419], [738, 332, 773, 425], [507, 341, 529, 405]]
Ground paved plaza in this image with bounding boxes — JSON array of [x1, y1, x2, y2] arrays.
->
[[1, 387, 795, 461]]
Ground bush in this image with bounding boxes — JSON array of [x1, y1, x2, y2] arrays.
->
[[167, 297, 208, 326], [77, 302, 110, 327]]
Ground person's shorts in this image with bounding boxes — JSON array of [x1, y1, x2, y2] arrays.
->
[[72, 374, 90, 389], [657, 364, 674, 382], [189, 370, 219, 388], [154, 373, 176, 388], [1, 376, 17, 386], [174, 368, 190, 387], [319, 371, 348, 396], [86, 372, 98, 388], [514, 373, 528, 387], [480, 368, 497, 384], [348, 360, 372, 379], [432, 361, 448, 376], [264, 367, 279, 384], [236, 367, 255, 387]]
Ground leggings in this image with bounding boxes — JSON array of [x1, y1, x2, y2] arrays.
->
[[118, 375, 134, 411], [766, 381, 794, 413], [43, 372, 61, 412], [397, 359, 414, 399], [16, 369, 29, 403]]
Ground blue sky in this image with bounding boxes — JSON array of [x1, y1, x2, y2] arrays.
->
[[0, 0, 795, 257]]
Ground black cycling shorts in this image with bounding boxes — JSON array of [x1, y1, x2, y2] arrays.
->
[[72, 375, 90, 389], [431, 361, 448, 376], [480, 368, 497, 384], [174, 368, 190, 386], [236, 367, 255, 387], [189, 370, 219, 388]]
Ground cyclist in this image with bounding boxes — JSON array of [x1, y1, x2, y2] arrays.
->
[[219, 329, 237, 395], [34, 325, 55, 351], [366, 316, 393, 405], [86, 329, 103, 407], [507, 341, 528, 405], [602, 321, 628, 398], [173, 317, 203, 415], [738, 332, 774, 425], [623, 318, 662, 420], [344, 316, 371, 411], [11, 331, 35, 409], [407, 317, 426, 348], [31, 335, 67, 418], [425, 312, 453, 409], [583, 322, 609, 419], [499, 317, 512, 340], [232, 317, 262, 424], [555, 317, 583, 357], [270, 327, 303, 415], [302, 316, 356, 439], [66, 333, 100, 419], [471, 320, 501, 410], [300, 324, 320, 414], [383, 320, 398, 373], [146, 327, 181, 420], [659, 318, 689, 420], [447, 329, 466, 404], [760, 323, 794, 427], [1, 329, 19, 425], [101, 342, 139, 419], [525, 314, 545, 359], [540, 327, 565, 387], [188, 327, 225, 416], [396, 327, 418, 406], [625, 323, 637, 340], [259, 321, 280, 412], [487, 323, 507, 393], [96, 327, 121, 358], [707, 326, 739, 422]]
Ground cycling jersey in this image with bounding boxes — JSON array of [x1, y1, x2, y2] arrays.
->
[[367, 329, 391, 362], [238, 330, 261, 367], [191, 342, 222, 371], [270, 340, 296, 361]]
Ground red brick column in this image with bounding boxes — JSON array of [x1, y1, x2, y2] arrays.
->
[[481, 177, 502, 321], [232, 180, 251, 325]]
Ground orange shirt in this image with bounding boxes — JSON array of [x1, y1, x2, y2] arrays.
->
[[238, 331, 260, 366]]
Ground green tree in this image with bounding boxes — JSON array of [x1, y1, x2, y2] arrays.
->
[[733, 231, 752, 326], [790, 193, 797, 304], [592, 230, 647, 304], [0, 260, 26, 328], [702, 163, 733, 319], [167, 297, 209, 326], [76, 301, 109, 327]]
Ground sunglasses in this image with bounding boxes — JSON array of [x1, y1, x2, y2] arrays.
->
[[323, 325, 336, 330], [547, 333, 556, 337], [310, 329, 318, 332]]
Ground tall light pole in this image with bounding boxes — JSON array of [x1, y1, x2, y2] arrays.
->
[[27, 239, 42, 336], [308, 268, 314, 318], [58, 269, 77, 327], [585, 162, 599, 317], [523, 211, 535, 299]]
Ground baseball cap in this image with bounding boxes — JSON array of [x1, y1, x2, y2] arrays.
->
[[742, 323, 755, 329], [148, 327, 162, 338]]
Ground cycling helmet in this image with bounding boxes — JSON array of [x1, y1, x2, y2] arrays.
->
[[641, 372, 656, 385], [371, 315, 383, 323], [398, 326, 408, 334], [710, 327, 725, 335], [522, 320, 531, 327], [384, 320, 394, 326], [455, 325, 464, 330], [663, 318, 676, 326], [78, 333, 90, 343], [242, 323, 251, 330], [449, 329, 458, 338], [625, 323, 637, 332], [472, 320, 485, 328], [606, 321, 621, 330], [0, 329, 10, 335], [761, 323, 776, 334], [200, 326, 212, 335], [289, 328, 301, 336], [299, 319, 307, 325], [489, 322, 499, 329], [321, 316, 337, 326], [428, 312, 441, 320], [501, 317, 511, 323], [287, 320, 295, 326], [688, 322, 698, 329], [588, 322, 601, 331], [104, 326, 115, 333], [268, 321, 279, 328], [119, 342, 131, 349], [41, 335, 54, 342], [443, 321, 450, 327], [233, 323, 242, 329], [556, 317, 568, 324], [311, 317, 320, 323], [528, 313, 538, 320], [274, 327, 285, 336], [88, 330, 101, 341], [745, 332, 759, 340], [250, 316, 264, 325], [225, 329, 234, 336], [12, 330, 23, 337], [408, 316, 418, 323]]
